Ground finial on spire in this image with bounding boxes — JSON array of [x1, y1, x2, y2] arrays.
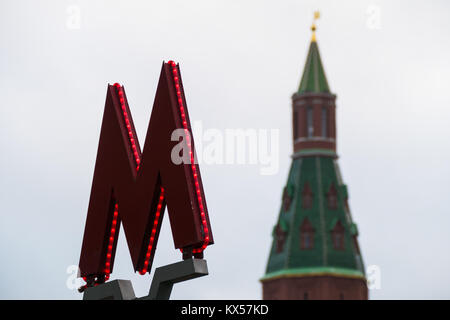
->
[[311, 11, 320, 42]]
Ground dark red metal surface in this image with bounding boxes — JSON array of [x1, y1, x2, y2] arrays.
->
[[79, 62, 213, 280]]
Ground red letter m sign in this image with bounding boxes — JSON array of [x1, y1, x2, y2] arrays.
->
[[79, 61, 213, 286]]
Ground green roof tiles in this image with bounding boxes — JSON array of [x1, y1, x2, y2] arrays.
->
[[264, 156, 365, 280], [298, 41, 330, 94]]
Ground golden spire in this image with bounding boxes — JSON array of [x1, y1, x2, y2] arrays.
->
[[311, 11, 320, 42]]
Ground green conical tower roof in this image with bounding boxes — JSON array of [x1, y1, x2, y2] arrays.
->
[[298, 38, 330, 94], [262, 157, 365, 281]]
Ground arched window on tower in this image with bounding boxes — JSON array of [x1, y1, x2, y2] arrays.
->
[[331, 220, 345, 250], [321, 107, 328, 137], [306, 106, 313, 137], [300, 218, 315, 250], [293, 110, 299, 139], [326, 183, 338, 210], [301, 182, 313, 209], [275, 224, 287, 253]]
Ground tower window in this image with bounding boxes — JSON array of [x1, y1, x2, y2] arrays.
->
[[306, 106, 313, 137], [326, 183, 338, 210], [321, 107, 328, 137], [293, 110, 298, 139], [331, 220, 345, 250], [300, 218, 315, 250], [301, 182, 313, 209], [275, 224, 287, 253], [303, 233, 313, 249]]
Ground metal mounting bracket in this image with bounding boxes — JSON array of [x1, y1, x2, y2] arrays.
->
[[83, 259, 208, 300]]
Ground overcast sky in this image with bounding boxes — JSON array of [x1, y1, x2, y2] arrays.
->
[[1, 0, 449, 299]]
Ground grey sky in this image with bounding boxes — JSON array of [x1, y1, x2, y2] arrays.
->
[[0, 0, 449, 299]]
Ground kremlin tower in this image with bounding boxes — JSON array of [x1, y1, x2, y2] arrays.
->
[[261, 13, 368, 300]]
